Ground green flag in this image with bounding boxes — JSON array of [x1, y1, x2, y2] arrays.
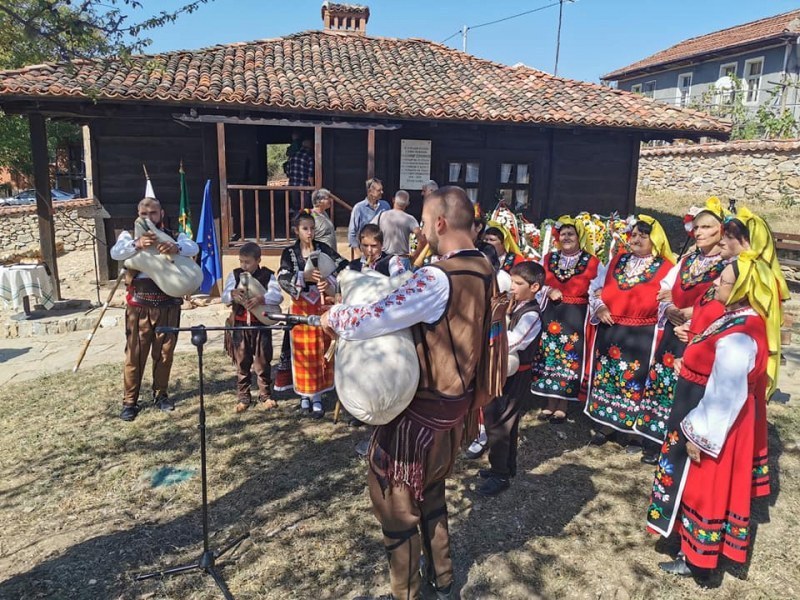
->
[[178, 161, 193, 238]]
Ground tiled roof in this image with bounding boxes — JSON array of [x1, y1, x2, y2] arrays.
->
[[0, 30, 729, 136], [640, 139, 800, 157], [0, 197, 95, 217], [603, 10, 800, 81]]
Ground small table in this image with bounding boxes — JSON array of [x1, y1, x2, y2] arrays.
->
[[0, 264, 56, 314]]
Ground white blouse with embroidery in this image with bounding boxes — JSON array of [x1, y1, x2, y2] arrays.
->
[[680, 332, 757, 458]]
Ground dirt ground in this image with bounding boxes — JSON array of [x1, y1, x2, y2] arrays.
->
[[0, 349, 798, 600]]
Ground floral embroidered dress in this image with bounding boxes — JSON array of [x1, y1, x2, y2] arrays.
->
[[633, 250, 727, 442], [531, 250, 599, 401], [584, 252, 671, 432], [646, 307, 768, 570]]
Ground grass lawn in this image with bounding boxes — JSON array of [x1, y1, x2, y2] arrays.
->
[[1, 351, 799, 599]]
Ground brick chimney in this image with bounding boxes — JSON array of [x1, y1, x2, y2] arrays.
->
[[321, 2, 370, 34]]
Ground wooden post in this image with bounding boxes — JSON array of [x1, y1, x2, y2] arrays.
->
[[29, 114, 61, 299], [367, 128, 375, 179], [83, 124, 110, 282], [217, 122, 230, 249], [314, 125, 323, 189]]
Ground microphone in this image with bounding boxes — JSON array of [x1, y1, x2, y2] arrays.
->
[[265, 312, 322, 327]]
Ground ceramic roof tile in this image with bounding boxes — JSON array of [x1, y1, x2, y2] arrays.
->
[[0, 30, 729, 135], [603, 10, 800, 80]]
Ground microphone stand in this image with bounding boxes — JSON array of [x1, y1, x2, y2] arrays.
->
[[135, 322, 296, 599]]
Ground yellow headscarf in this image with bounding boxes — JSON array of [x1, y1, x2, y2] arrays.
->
[[734, 207, 790, 302], [486, 220, 522, 257], [728, 250, 783, 398], [636, 214, 676, 264], [556, 215, 593, 254], [695, 196, 728, 222]]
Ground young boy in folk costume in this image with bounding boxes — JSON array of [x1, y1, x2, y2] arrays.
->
[[277, 213, 347, 418], [222, 242, 283, 414], [110, 197, 199, 422], [476, 261, 545, 496], [347, 224, 406, 277]]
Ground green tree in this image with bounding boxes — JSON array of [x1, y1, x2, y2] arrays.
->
[[0, 1, 214, 183]]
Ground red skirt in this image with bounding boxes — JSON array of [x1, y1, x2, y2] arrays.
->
[[678, 392, 756, 569], [290, 296, 334, 397]]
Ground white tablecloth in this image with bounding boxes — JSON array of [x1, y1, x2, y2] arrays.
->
[[0, 264, 55, 310]]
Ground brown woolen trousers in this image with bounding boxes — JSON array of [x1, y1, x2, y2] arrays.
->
[[228, 324, 273, 402], [123, 303, 181, 406], [367, 423, 462, 600]]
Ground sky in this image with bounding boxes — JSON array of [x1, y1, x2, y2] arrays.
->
[[134, 0, 800, 83]]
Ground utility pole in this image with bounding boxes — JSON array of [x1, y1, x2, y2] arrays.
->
[[462, 24, 468, 52], [554, 0, 565, 75]]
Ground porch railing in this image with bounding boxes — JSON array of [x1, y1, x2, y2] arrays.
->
[[224, 184, 352, 248]]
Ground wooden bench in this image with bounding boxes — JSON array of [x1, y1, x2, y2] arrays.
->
[[774, 232, 800, 268]]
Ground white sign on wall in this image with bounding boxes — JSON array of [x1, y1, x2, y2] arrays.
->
[[399, 139, 432, 190]]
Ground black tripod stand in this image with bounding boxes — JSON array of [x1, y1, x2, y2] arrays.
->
[[135, 322, 294, 599]]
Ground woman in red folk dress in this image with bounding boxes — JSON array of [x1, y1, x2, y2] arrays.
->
[[649, 251, 783, 580], [633, 198, 728, 463], [531, 215, 600, 423], [584, 216, 675, 446]]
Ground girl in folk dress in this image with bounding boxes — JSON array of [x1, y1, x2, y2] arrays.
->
[[531, 215, 600, 423], [634, 198, 728, 463], [584, 216, 675, 446], [277, 213, 347, 418], [650, 253, 782, 579]]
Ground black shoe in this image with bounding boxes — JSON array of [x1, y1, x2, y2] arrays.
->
[[478, 468, 493, 479], [120, 405, 140, 421], [311, 401, 325, 419], [477, 475, 510, 496], [589, 431, 609, 446], [659, 556, 693, 577], [626, 443, 643, 454], [154, 395, 174, 412], [641, 451, 660, 465], [348, 416, 364, 427]]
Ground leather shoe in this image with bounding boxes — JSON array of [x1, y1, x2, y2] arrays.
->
[[477, 475, 510, 496], [589, 431, 609, 446], [659, 556, 693, 577], [478, 468, 493, 479], [120, 405, 140, 421], [154, 395, 174, 412], [641, 451, 659, 465]]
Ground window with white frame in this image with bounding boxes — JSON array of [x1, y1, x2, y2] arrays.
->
[[744, 58, 763, 103], [630, 83, 643, 94], [719, 62, 737, 79], [643, 81, 656, 98], [678, 73, 693, 107]]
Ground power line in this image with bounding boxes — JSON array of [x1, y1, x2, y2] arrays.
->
[[439, 1, 565, 51]]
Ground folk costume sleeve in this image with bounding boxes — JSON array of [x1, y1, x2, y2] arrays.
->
[[175, 232, 199, 257], [328, 266, 450, 341], [657, 262, 681, 326], [508, 308, 542, 354], [263, 275, 284, 305], [587, 261, 609, 323], [110, 231, 136, 261], [681, 333, 756, 458], [277, 248, 302, 299], [221, 272, 236, 305]]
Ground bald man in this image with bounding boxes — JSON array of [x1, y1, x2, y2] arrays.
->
[[110, 197, 199, 422], [322, 186, 493, 600]]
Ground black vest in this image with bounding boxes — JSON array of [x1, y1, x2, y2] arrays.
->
[[510, 300, 542, 366]]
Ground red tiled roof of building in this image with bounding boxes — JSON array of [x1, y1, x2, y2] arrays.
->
[[603, 10, 800, 81], [0, 30, 729, 135]]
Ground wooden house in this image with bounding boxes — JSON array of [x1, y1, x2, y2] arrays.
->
[[0, 2, 729, 284]]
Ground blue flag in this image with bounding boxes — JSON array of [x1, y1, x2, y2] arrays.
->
[[196, 179, 222, 294]]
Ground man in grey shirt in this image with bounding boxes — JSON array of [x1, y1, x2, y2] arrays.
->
[[372, 189, 425, 256], [311, 188, 337, 250]]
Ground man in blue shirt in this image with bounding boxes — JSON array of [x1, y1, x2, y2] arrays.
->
[[348, 177, 390, 256]]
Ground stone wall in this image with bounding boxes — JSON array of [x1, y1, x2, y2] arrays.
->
[[0, 198, 102, 261], [638, 139, 800, 202]]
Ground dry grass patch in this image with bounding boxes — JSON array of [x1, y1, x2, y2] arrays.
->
[[0, 352, 799, 599]]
